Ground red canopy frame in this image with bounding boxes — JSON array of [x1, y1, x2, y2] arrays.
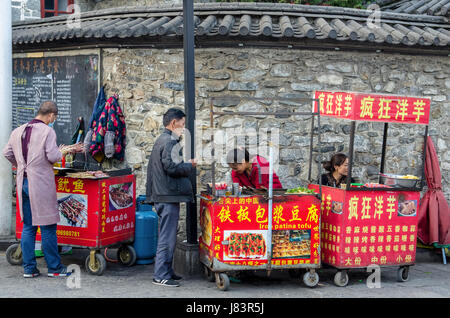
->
[[312, 90, 431, 192]]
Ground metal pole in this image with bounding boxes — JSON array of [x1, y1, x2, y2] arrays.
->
[[346, 121, 356, 190], [420, 125, 429, 190], [266, 144, 274, 273], [379, 122, 389, 183], [210, 99, 216, 198], [317, 107, 322, 200], [0, 0, 12, 236], [183, 0, 197, 244], [308, 115, 315, 182]]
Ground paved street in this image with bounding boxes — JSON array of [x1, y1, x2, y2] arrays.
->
[[0, 246, 449, 298]]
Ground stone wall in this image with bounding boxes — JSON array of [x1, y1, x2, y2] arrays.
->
[[100, 47, 450, 239], [12, 0, 41, 22]]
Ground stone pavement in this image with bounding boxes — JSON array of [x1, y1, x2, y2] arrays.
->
[[0, 245, 449, 298]]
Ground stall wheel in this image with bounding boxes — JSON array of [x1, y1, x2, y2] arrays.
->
[[397, 266, 410, 282], [333, 270, 349, 287], [117, 244, 137, 267], [303, 270, 319, 288], [215, 273, 230, 291], [6, 243, 22, 266], [85, 251, 107, 276], [203, 265, 215, 282]]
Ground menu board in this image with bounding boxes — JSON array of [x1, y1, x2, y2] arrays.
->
[[12, 54, 99, 145], [309, 184, 419, 268]]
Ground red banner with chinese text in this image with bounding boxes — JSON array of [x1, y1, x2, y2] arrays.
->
[[314, 91, 430, 125], [309, 184, 419, 268], [16, 175, 136, 248], [199, 194, 321, 267]]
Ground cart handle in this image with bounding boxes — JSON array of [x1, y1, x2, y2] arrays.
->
[[197, 194, 214, 202]]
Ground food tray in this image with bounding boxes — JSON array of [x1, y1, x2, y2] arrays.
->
[[379, 173, 418, 188], [109, 183, 133, 209]]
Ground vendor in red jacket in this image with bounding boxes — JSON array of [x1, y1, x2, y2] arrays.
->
[[226, 148, 283, 189]]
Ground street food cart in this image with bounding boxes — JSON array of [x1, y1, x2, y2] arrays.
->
[[308, 90, 430, 286], [200, 192, 321, 290], [6, 170, 137, 276], [199, 96, 323, 291]]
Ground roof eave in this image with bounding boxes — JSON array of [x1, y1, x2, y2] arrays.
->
[[12, 35, 450, 56]]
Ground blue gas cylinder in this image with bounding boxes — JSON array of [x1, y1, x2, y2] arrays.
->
[[136, 195, 152, 212], [133, 203, 158, 265]]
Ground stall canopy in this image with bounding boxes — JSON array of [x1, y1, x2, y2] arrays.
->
[[418, 136, 450, 246], [313, 90, 430, 191]]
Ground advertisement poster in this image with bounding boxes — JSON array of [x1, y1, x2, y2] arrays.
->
[[272, 229, 311, 259], [57, 193, 88, 228], [223, 230, 268, 261], [101, 178, 135, 246], [200, 194, 321, 267], [311, 184, 420, 268], [109, 182, 134, 211]]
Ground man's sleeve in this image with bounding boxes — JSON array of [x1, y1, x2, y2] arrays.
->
[[145, 161, 153, 200], [2, 136, 17, 167], [45, 129, 62, 164], [161, 140, 193, 178]]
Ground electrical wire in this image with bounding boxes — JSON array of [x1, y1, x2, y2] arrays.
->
[[104, 248, 118, 263]]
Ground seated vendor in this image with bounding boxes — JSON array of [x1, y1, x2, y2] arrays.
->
[[227, 148, 283, 189], [320, 153, 355, 188]]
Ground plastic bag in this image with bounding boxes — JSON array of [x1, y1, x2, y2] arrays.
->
[[104, 130, 115, 158], [83, 128, 93, 153]]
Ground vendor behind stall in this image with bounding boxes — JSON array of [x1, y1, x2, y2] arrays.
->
[[226, 148, 283, 189], [320, 153, 355, 188]]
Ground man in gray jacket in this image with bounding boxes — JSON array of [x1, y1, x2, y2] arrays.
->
[[146, 108, 196, 287]]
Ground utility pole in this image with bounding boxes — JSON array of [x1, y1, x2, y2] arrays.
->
[[183, 0, 197, 245]]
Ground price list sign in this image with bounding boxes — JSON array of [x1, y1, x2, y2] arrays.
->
[[310, 184, 420, 268], [12, 54, 99, 145]]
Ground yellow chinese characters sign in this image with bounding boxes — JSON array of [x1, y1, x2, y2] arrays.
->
[[315, 91, 430, 125], [199, 194, 321, 266]]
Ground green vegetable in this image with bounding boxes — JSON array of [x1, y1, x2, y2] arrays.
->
[[286, 186, 317, 194]]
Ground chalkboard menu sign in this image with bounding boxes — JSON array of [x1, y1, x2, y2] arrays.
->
[[12, 54, 99, 146]]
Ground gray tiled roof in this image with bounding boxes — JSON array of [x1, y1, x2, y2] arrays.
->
[[12, 3, 450, 50], [380, 0, 450, 17]]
